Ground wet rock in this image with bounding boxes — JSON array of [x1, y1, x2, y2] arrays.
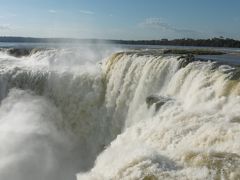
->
[[7, 48, 32, 57], [228, 67, 240, 80], [146, 95, 172, 111], [163, 49, 225, 55], [143, 175, 158, 180], [183, 151, 240, 179], [177, 54, 195, 68]]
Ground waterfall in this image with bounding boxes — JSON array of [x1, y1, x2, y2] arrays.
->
[[0, 48, 239, 180]]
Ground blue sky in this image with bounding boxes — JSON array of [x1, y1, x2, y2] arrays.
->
[[0, 0, 239, 40]]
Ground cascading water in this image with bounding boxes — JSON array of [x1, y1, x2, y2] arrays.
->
[[0, 46, 120, 180], [78, 52, 240, 180], [0, 47, 239, 180]]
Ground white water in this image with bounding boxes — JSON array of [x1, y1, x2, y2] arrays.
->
[[0, 47, 240, 180]]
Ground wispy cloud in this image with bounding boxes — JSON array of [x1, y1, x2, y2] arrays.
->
[[233, 17, 240, 22], [0, 13, 17, 19], [8, 13, 17, 17], [79, 10, 94, 15], [139, 18, 199, 35], [140, 18, 167, 28], [48, 9, 57, 14], [0, 24, 10, 30]]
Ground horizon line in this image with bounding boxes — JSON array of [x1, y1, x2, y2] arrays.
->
[[0, 36, 239, 42]]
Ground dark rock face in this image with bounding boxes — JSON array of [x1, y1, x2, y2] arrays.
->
[[177, 54, 195, 68], [227, 67, 240, 80], [146, 95, 172, 111], [7, 48, 32, 57]]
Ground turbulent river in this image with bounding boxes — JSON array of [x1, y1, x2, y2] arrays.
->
[[0, 46, 240, 180]]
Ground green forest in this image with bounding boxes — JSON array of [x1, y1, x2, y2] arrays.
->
[[0, 36, 240, 48]]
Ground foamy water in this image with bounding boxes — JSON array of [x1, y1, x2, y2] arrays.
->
[[0, 47, 239, 180]]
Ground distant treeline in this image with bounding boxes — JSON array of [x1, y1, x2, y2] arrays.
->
[[0, 37, 82, 43], [113, 38, 240, 48], [0, 36, 240, 48]]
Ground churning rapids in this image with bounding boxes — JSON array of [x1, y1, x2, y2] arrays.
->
[[0, 46, 240, 180]]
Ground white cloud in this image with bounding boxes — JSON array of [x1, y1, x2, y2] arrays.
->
[[48, 9, 57, 14], [0, 24, 10, 30], [8, 13, 17, 17], [0, 13, 17, 19], [139, 18, 199, 35], [140, 18, 168, 29], [79, 10, 94, 15], [233, 17, 240, 22]]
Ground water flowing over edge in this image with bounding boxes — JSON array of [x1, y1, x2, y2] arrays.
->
[[0, 48, 240, 180]]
